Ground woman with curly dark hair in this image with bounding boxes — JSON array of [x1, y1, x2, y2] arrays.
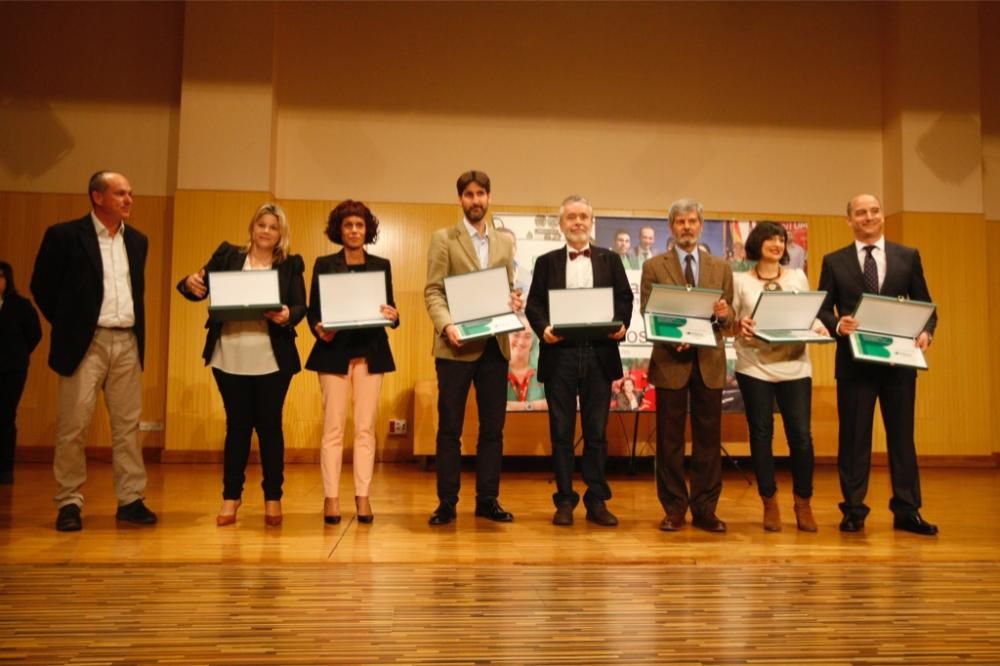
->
[[306, 200, 399, 525]]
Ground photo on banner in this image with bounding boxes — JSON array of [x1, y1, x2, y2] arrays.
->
[[597, 217, 810, 414], [495, 213, 809, 414]]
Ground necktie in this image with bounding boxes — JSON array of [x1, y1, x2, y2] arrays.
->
[[684, 254, 695, 287], [863, 245, 878, 293], [569, 248, 591, 261]]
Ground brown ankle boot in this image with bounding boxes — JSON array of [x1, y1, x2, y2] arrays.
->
[[762, 494, 782, 532], [793, 494, 818, 532]]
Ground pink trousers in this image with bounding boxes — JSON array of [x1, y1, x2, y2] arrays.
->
[[318, 359, 383, 498]]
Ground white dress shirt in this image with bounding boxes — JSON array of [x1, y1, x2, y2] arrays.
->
[[463, 218, 489, 270], [91, 212, 136, 328], [565, 245, 594, 289]]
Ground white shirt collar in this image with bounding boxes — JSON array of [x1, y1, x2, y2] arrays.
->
[[854, 236, 885, 253], [463, 217, 487, 240], [91, 211, 124, 237]]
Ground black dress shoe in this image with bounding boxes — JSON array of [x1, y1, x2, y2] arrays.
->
[[56, 504, 82, 532], [839, 515, 865, 533], [324, 514, 342, 525], [429, 504, 456, 526], [692, 514, 727, 533], [552, 503, 574, 526], [355, 496, 374, 524], [894, 512, 938, 536], [585, 502, 618, 527], [659, 514, 685, 531], [475, 500, 513, 522], [116, 499, 158, 525]]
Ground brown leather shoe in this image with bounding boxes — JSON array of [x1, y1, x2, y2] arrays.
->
[[793, 494, 818, 532], [762, 494, 782, 532], [585, 502, 618, 527], [692, 514, 727, 533], [552, 503, 574, 526], [659, 514, 686, 531]]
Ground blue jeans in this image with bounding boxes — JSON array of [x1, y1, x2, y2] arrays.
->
[[735, 373, 814, 499]]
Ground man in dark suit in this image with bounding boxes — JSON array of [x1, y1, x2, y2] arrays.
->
[[640, 199, 734, 533], [818, 193, 938, 536], [30, 171, 156, 532], [526, 195, 633, 527]]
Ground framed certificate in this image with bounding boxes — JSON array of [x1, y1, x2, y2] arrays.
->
[[849, 294, 936, 369], [642, 284, 722, 348], [749, 290, 833, 344], [208, 270, 281, 322], [444, 267, 522, 341], [549, 288, 622, 340], [318, 271, 391, 330]]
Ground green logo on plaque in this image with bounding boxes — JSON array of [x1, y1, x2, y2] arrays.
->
[[857, 333, 893, 358], [652, 315, 687, 339]]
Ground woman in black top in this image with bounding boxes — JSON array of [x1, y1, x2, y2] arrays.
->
[[306, 200, 398, 524], [177, 203, 306, 526], [0, 261, 42, 484]]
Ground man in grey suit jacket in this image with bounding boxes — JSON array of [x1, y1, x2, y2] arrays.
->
[[424, 170, 522, 526], [31, 171, 157, 532], [818, 193, 938, 536]]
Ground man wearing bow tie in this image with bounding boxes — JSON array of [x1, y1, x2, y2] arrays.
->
[[818, 193, 938, 536], [525, 195, 633, 527], [640, 199, 734, 533]]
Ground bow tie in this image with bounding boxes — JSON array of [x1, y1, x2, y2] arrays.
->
[[569, 248, 591, 261]]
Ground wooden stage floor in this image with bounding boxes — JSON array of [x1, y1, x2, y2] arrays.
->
[[1, 461, 999, 664]]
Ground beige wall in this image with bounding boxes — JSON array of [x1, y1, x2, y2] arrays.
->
[[273, 2, 882, 214], [0, 3, 183, 196]]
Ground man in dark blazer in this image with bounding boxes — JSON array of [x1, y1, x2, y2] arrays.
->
[[526, 195, 633, 527], [30, 171, 156, 532], [818, 193, 938, 536], [640, 199, 734, 533]]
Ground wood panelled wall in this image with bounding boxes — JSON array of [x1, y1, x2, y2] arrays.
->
[[0, 191, 173, 455], [7, 189, 996, 463]]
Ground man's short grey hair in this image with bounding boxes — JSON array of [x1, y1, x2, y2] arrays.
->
[[668, 198, 704, 224], [559, 194, 593, 219], [88, 170, 114, 206]]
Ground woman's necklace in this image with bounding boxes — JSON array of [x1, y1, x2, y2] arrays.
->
[[754, 264, 782, 292]]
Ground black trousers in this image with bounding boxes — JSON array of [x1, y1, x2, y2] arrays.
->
[[836, 367, 921, 519], [212, 368, 292, 501], [0, 366, 29, 475], [654, 357, 723, 519], [736, 373, 815, 499], [544, 345, 612, 509], [434, 338, 508, 506]]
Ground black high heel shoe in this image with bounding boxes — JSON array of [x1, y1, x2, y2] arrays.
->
[[356, 496, 374, 524], [324, 497, 341, 525]]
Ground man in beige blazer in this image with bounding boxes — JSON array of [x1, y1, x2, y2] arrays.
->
[[640, 199, 734, 533], [424, 170, 521, 525]]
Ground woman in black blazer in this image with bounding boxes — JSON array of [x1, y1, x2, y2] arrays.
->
[[306, 200, 398, 524], [177, 203, 306, 526], [0, 261, 42, 484]]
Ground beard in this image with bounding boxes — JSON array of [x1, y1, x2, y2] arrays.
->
[[464, 204, 487, 223]]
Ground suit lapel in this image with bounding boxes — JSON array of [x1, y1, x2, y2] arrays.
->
[[664, 250, 685, 286], [78, 217, 102, 277], [551, 248, 568, 290], [590, 245, 610, 287], [840, 244, 867, 294], [454, 221, 481, 270]]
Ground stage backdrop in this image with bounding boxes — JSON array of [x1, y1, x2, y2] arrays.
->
[[495, 213, 809, 413]]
